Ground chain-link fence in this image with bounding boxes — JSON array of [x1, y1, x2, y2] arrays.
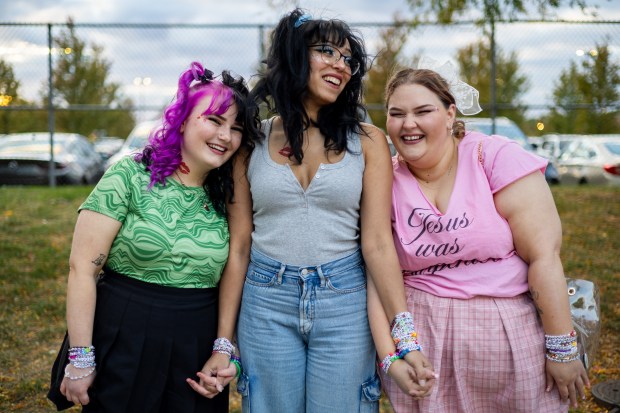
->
[[0, 19, 618, 184]]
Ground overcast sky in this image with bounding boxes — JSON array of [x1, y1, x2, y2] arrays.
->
[[2, 0, 619, 24], [1, 0, 619, 124]]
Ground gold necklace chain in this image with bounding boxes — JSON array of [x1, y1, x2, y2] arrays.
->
[[174, 170, 186, 186]]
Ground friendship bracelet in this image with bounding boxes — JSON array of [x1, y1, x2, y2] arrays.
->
[[230, 354, 242, 379], [64, 364, 96, 380], [545, 330, 579, 363], [379, 353, 401, 375], [213, 337, 235, 357], [68, 346, 96, 368], [391, 312, 423, 353]]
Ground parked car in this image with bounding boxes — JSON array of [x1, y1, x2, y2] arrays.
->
[[105, 120, 158, 169], [93, 136, 124, 162], [0, 132, 105, 185], [536, 134, 583, 162], [462, 117, 560, 184], [556, 134, 620, 186]]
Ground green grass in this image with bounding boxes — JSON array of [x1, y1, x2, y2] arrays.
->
[[0, 185, 618, 412]]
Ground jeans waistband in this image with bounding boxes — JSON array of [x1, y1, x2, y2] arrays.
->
[[250, 248, 363, 286]]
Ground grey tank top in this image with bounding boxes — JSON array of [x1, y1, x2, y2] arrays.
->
[[248, 118, 365, 266]]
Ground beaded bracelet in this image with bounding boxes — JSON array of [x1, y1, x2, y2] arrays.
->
[[213, 337, 235, 358], [379, 352, 401, 375], [545, 330, 580, 363], [230, 354, 242, 379], [68, 346, 96, 369], [391, 312, 423, 353], [64, 364, 96, 380]]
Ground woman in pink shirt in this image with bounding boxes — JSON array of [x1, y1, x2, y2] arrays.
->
[[370, 61, 589, 412]]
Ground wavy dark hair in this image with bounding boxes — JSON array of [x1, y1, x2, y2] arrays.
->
[[136, 61, 261, 216], [250, 8, 369, 163]]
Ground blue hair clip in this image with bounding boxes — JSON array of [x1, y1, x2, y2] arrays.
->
[[294, 14, 312, 28]]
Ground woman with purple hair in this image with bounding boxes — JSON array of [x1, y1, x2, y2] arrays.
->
[[57, 61, 260, 412]]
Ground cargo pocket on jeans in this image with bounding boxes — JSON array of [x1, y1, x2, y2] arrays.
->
[[236, 372, 250, 411], [360, 372, 381, 412]]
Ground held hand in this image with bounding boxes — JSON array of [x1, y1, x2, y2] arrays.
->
[[216, 361, 238, 387], [186, 352, 229, 399], [403, 351, 437, 390], [59, 365, 96, 406], [388, 359, 434, 399], [545, 359, 590, 408]]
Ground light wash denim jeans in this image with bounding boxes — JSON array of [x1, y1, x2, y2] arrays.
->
[[236, 248, 381, 413]]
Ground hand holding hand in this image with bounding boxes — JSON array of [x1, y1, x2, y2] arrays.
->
[[187, 352, 230, 398], [402, 351, 437, 391]]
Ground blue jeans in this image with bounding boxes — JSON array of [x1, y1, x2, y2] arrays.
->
[[236, 248, 381, 413]]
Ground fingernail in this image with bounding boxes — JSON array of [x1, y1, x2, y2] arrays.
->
[[419, 379, 426, 386], [434, 373, 439, 379]]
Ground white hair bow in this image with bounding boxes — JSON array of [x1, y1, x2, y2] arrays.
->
[[417, 56, 482, 116]]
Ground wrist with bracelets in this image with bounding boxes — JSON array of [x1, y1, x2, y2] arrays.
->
[[212, 337, 235, 358], [391, 312, 423, 354], [213, 337, 243, 379], [545, 330, 579, 363], [230, 354, 243, 379], [380, 312, 424, 375], [65, 345, 96, 380]]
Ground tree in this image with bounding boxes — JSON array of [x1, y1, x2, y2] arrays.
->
[[43, 19, 135, 139], [0, 59, 20, 134], [545, 42, 620, 134], [404, 0, 590, 24], [0, 59, 47, 134], [456, 40, 529, 125], [363, 20, 412, 129]]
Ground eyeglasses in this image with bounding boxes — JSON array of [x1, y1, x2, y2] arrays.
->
[[308, 44, 361, 76]]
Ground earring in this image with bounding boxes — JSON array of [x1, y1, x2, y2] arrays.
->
[[179, 161, 190, 174]]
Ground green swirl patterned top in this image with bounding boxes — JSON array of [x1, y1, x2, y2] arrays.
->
[[79, 156, 229, 288]]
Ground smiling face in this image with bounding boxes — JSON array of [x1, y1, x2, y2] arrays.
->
[[386, 83, 456, 169], [180, 95, 243, 177], [304, 39, 353, 114]]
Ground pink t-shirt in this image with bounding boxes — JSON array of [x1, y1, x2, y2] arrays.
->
[[392, 131, 547, 299]]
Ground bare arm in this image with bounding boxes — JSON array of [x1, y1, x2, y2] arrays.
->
[[359, 124, 409, 321], [62, 209, 122, 405], [360, 124, 435, 391], [494, 170, 588, 407], [216, 151, 253, 341], [189, 151, 253, 398]]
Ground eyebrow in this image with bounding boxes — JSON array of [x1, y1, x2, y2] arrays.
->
[[387, 103, 435, 112]]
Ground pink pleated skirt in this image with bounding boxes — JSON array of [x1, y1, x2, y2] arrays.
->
[[380, 288, 568, 413]]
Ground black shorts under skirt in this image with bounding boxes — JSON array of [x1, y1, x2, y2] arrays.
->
[[83, 269, 228, 413]]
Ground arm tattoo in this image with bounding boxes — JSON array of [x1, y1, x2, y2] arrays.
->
[[529, 288, 544, 315], [92, 254, 106, 267]]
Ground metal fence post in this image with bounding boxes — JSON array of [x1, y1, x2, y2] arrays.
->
[[47, 23, 56, 187]]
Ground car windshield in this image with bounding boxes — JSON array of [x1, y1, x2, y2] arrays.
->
[[604, 142, 620, 155], [0, 139, 67, 155], [466, 121, 531, 148]]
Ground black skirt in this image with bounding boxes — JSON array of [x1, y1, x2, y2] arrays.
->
[[83, 269, 228, 413]]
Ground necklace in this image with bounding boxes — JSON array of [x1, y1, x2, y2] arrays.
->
[[174, 170, 186, 186], [174, 170, 210, 210], [413, 138, 458, 185]]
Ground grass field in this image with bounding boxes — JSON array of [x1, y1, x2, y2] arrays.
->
[[0, 185, 618, 412]]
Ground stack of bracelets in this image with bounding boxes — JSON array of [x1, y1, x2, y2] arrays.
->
[[213, 337, 242, 379], [380, 312, 423, 375], [545, 330, 579, 363], [65, 345, 96, 380]]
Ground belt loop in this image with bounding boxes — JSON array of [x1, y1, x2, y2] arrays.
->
[[317, 266, 326, 287], [276, 263, 285, 285]]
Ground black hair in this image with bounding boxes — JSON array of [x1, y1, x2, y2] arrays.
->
[[204, 71, 261, 216], [250, 8, 369, 163]]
